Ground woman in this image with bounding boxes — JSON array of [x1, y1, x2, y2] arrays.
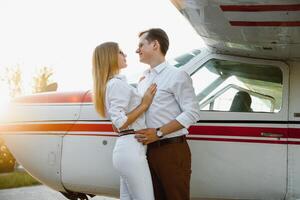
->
[[92, 42, 155, 200]]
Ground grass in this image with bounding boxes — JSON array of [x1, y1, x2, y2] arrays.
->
[[0, 171, 41, 189]]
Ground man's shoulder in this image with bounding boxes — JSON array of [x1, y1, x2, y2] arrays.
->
[[164, 64, 183, 74], [164, 65, 187, 77]]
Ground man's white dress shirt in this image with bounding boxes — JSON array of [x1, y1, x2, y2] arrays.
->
[[137, 61, 201, 139], [105, 74, 146, 131]]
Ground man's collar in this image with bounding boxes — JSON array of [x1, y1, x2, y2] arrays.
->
[[143, 61, 168, 76], [153, 61, 168, 74]]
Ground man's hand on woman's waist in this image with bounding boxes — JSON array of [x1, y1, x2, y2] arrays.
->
[[135, 128, 159, 145]]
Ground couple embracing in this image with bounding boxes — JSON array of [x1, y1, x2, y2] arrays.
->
[[92, 28, 200, 200]]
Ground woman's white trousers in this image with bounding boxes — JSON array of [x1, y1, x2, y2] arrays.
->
[[113, 135, 154, 200]]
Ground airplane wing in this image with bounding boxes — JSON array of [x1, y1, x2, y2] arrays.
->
[[170, 0, 300, 60]]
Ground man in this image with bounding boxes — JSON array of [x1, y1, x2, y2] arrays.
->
[[135, 28, 201, 200]]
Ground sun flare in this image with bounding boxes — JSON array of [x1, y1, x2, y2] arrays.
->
[[0, 89, 11, 118]]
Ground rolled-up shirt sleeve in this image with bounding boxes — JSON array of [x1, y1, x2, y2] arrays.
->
[[172, 70, 201, 128], [106, 79, 132, 129]]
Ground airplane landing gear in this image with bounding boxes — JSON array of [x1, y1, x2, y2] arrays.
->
[[60, 191, 95, 200]]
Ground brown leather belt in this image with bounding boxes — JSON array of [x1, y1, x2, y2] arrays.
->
[[118, 129, 135, 137], [148, 135, 186, 148]]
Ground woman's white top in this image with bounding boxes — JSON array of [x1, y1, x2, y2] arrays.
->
[[105, 74, 146, 131]]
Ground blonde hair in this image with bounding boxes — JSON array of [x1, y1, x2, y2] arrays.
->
[[92, 42, 120, 117]]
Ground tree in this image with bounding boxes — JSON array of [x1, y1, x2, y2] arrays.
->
[[0, 138, 16, 173], [5, 66, 22, 98], [33, 66, 57, 93]]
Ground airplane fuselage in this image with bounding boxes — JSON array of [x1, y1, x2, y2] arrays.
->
[[1, 0, 300, 199], [1, 49, 300, 199]]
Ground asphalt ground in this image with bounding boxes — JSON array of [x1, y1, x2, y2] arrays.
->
[[0, 185, 118, 200]]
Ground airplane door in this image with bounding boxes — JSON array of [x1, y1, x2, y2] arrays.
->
[[286, 62, 300, 199], [186, 54, 289, 199]]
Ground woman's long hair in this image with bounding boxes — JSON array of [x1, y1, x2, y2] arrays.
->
[[92, 42, 120, 117]]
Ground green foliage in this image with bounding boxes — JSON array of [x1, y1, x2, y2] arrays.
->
[[0, 138, 16, 173], [0, 171, 40, 189]]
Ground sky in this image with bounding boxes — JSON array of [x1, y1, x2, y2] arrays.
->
[[0, 0, 204, 104]]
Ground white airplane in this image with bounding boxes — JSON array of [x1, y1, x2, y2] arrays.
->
[[1, 0, 300, 199]]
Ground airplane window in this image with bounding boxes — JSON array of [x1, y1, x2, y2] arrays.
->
[[193, 59, 283, 113], [192, 67, 219, 95], [169, 49, 201, 68]]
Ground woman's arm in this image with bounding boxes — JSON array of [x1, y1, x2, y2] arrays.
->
[[119, 84, 156, 130], [107, 80, 156, 131]]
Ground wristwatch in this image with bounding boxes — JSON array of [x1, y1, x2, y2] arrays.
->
[[156, 128, 164, 138]]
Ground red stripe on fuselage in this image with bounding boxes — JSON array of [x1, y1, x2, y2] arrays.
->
[[189, 125, 288, 138], [287, 128, 300, 138], [0, 123, 114, 133], [0, 123, 73, 132], [220, 4, 300, 12], [0, 123, 295, 144], [71, 123, 113, 132], [229, 21, 300, 27]]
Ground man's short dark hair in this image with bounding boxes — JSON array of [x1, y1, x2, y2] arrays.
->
[[139, 28, 169, 55]]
